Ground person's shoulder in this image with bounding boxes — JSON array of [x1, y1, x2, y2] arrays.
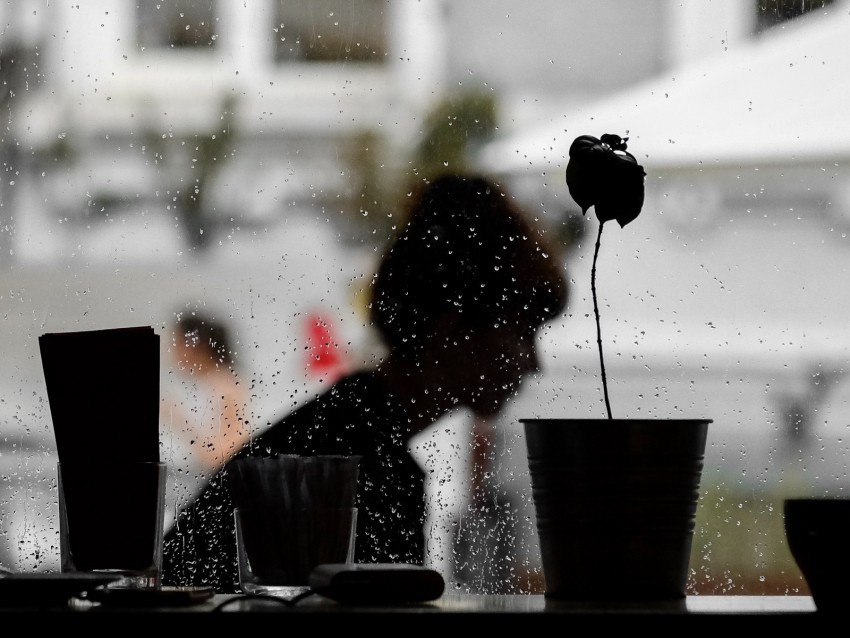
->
[[281, 370, 378, 418], [325, 369, 385, 397], [255, 370, 382, 442]]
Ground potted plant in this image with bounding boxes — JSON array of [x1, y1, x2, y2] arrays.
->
[[521, 134, 712, 602]]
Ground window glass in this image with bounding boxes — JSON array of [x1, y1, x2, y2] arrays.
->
[[0, 0, 845, 598]]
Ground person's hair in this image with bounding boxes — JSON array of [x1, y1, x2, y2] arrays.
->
[[176, 315, 235, 367], [369, 173, 569, 355]]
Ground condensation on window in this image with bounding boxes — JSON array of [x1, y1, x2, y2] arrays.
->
[[0, 0, 847, 597]]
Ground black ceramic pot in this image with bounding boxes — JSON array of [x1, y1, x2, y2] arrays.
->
[[521, 418, 711, 601]]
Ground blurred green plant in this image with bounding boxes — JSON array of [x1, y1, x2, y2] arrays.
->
[[411, 90, 498, 182], [341, 89, 499, 251], [689, 480, 807, 595]]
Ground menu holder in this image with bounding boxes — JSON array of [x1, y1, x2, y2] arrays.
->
[[39, 326, 160, 464]]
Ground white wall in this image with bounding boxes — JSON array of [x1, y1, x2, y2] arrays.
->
[[664, 0, 756, 68]]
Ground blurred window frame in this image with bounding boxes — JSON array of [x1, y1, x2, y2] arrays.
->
[[273, 0, 387, 64], [137, 0, 219, 50]]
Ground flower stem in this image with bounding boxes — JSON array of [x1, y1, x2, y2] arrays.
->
[[592, 222, 613, 419]]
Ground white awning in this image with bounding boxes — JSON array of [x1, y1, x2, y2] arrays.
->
[[478, 3, 850, 174]]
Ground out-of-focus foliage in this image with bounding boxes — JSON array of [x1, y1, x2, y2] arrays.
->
[[412, 90, 498, 181], [343, 89, 499, 252]]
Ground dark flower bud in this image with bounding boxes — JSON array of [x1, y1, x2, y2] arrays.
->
[[566, 133, 646, 227]]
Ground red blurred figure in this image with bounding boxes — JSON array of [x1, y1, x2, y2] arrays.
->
[[304, 312, 347, 384]]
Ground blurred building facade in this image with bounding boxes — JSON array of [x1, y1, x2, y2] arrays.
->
[[0, 0, 762, 266]]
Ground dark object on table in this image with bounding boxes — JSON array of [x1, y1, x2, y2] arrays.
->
[[39, 325, 161, 463], [309, 563, 444, 604], [0, 572, 121, 608], [40, 326, 164, 578], [58, 461, 166, 574], [784, 497, 850, 612], [522, 418, 711, 601], [229, 455, 360, 589], [83, 585, 214, 608]]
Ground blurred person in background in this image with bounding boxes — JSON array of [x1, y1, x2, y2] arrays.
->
[[162, 173, 569, 593], [160, 312, 251, 524]]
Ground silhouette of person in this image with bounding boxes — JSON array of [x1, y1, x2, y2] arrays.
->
[[161, 173, 570, 593], [160, 313, 251, 522]]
